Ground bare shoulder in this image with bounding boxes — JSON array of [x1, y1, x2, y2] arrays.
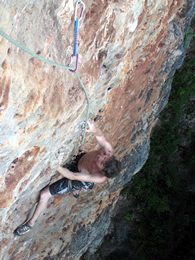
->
[[100, 145, 113, 157], [101, 138, 113, 156]]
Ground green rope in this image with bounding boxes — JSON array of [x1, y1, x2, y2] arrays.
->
[[75, 71, 90, 145], [0, 28, 90, 148], [0, 29, 73, 70]]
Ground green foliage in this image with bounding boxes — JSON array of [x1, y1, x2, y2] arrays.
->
[[184, 27, 195, 48], [166, 57, 195, 118], [124, 213, 133, 222], [123, 43, 195, 259]]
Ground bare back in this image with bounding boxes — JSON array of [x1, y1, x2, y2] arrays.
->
[[78, 148, 112, 176]]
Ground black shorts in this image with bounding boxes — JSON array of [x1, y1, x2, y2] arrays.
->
[[49, 153, 94, 196]]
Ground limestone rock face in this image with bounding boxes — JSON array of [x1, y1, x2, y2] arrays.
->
[[0, 0, 194, 259]]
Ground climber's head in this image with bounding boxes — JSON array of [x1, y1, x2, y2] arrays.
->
[[101, 156, 121, 178]]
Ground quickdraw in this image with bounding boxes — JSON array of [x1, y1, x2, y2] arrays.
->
[[69, 0, 85, 72], [0, 0, 89, 148]]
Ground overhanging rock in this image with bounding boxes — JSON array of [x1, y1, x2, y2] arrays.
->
[[0, 0, 194, 259]]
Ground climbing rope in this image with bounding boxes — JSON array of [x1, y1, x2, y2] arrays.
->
[[0, 0, 89, 147], [0, 29, 74, 70]]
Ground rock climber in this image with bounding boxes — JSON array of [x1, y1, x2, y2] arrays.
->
[[14, 120, 121, 236]]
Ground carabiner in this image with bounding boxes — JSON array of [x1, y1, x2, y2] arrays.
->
[[74, 0, 85, 21], [69, 54, 79, 72]]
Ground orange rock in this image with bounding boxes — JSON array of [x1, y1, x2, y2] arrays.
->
[[0, 0, 194, 258]]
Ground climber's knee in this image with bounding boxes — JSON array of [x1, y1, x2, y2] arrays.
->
[[39, 187, 52, 202]]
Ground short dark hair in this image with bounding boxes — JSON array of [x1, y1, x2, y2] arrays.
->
[[101, 156, 121, 178]]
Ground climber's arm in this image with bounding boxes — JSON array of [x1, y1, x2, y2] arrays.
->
[[86, 121, 113, 156], [57, 166, 107, 184]]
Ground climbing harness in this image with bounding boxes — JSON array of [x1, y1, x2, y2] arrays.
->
[[0, 0, 89, 146], [69, 0, 85, 72]]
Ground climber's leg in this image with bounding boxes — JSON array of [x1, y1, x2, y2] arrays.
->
[[28, 186, 52, 226], [14, 187, 52, 236]]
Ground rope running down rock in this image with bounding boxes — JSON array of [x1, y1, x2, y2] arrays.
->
[[0, 28, 90, 147]]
